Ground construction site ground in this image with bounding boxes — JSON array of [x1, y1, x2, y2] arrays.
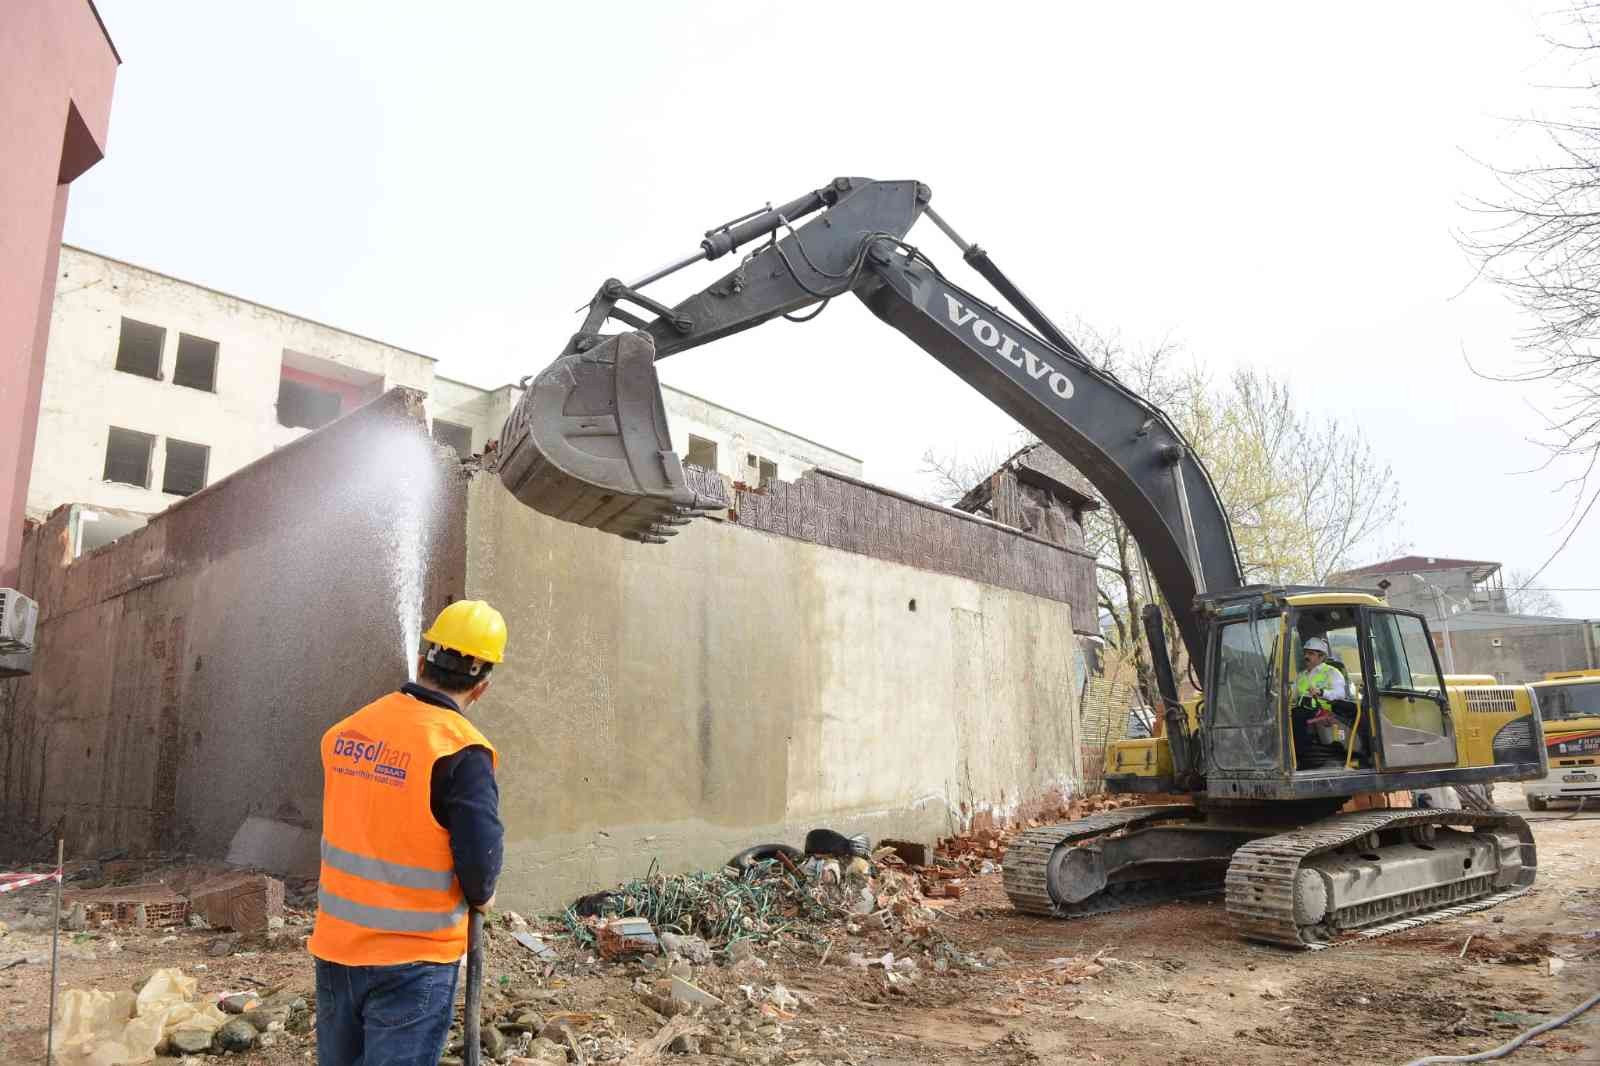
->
[[1, 794, 1595, 1066]]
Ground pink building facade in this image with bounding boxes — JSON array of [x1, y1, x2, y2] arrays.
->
[[0, 1, 119, 586]]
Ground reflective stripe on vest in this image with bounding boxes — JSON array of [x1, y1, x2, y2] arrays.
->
[[317, 885, 467, 933], [320, 837, 457, 892], [308, 690, 497, 966]]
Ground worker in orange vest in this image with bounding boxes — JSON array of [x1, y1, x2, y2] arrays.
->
[[308, 600, 507, 1066]]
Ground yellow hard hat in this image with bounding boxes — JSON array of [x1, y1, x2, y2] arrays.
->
[[423, 600, 507, 664]]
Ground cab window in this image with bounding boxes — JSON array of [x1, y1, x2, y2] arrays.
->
[[1369, 612, 1442, 694], [1539, 683, 1600, 722]]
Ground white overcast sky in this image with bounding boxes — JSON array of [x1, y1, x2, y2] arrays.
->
[[73, 1, 1599, 616]]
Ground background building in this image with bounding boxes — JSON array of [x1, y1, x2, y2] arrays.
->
[[1333, 553, 1597, 682], [31, 246, 861, 553], [1333, 555, 1509, 618]]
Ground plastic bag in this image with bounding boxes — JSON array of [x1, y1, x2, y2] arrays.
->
[[50, 968, 225, 1065]]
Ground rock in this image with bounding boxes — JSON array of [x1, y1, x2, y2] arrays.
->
[[62, 903, 87, 932], [979, 946, 1010, 965], [286, 1009, 314, 1035], [518, 1037, 570, 1063], [515, 1011, 546, 1030], [667, 957, 693, 981], [482, 1022, 508, 1058], [206, 936, 236, 958], [669, 1033, 700, 1054], [169, 1028, 215, 1054], [660, 932, 713, 965], [219, 992, 260, 1014], [213, 1017, 259, 1052], [0, 920, 8, 937], [726, 939, 758, 964]]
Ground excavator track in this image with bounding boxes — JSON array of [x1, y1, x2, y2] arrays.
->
[[1226, 808, 1537, 949], [1002, 804, 1206, 917]]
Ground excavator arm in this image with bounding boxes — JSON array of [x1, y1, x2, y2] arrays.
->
[[497, 176, 1243, 664]]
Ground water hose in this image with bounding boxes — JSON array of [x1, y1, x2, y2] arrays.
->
[[1402, 989, 1600, 1065]]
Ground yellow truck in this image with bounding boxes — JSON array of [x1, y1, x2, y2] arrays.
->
[[1525, 669, 1600, 810]]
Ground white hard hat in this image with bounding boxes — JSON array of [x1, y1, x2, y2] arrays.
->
[[1304, 637, 1330, 655]]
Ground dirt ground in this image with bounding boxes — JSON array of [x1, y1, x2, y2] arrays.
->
[[2, 794, 1596, 1066]]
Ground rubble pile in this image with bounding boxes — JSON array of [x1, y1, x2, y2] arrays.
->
[[938, 793, 1144, 868], [558, 851, 937, 952]]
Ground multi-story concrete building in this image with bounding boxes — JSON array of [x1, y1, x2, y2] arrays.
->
[[31, 246, 862, 553], [1332, 555, 1509, 619]]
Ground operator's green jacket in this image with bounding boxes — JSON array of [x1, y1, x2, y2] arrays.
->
[[1293, 661, 1343, 712]]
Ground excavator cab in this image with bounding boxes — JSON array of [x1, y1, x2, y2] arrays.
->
[[1110, 587, 1547, 801]]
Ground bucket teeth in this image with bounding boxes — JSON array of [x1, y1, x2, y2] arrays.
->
[[498, 332, 724, 542]]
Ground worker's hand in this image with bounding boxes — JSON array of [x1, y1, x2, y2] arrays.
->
[[472, 894, 496, 913]]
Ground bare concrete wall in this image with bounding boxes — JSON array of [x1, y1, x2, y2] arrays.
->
[[2, 389, 466, 860], [466, 476, 1080, 912], [5, 397, 1082, 916]]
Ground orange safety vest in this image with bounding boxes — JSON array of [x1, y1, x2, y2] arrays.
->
[[307, 691, 498, 966]]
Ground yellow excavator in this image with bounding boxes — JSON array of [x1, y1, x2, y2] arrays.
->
[[492, 177, 1548, 948]]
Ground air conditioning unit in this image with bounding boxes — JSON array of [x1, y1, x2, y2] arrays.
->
[[0, 589, 39, 655]]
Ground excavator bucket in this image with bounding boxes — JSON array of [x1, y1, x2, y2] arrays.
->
[[497, 331, 718, 542]]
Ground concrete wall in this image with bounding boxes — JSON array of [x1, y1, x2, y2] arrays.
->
[[1440, 620, 1599, 684], [466, 476, 1079, 910], [5, 388, 1081, 914], [28, 247, 437, 520], [0, 1, 118, 584], [2, 390, 465, 861]]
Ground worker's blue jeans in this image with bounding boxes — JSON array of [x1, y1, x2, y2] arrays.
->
[[314, 957, 460, 1066]]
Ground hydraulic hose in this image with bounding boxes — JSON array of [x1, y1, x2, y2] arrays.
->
[[1402, 988, 1600, 1065]]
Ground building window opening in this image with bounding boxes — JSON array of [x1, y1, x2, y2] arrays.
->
[[432, 419, 473, 456], [173, 334, 219, 392], [114, 318, 165, 380], [686, 434, 718, 471], [277, 377, 343, 429], [162, 439, 209, 496], [759, 458, 778, 489], [103, 427, 155, 487]]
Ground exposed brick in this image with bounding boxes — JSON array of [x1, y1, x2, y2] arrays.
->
[[187, 872, 285, 933]]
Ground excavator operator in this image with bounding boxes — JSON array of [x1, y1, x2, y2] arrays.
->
[[1292, 637, 1349, 766]]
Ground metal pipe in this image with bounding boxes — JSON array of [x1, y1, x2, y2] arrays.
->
[[46, 838, 62, 1066], [463, 910, 484, 1066], [626, 249, 709, 291], [922, 205, 972, 253]]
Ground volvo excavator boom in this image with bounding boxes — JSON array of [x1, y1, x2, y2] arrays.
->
[[499, 176, 1242, 667]]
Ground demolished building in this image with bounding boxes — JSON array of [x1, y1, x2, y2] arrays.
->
[[2, 392, 1097, 910]]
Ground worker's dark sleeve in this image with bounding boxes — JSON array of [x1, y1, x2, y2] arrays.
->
[[429, 746, 503, 906]]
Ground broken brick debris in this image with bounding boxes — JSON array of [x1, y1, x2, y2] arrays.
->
[[593, 916, 659, 958], [62, 882, 190, 929], [878, 839, 929, 866], [185, 873, 285, 933]]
